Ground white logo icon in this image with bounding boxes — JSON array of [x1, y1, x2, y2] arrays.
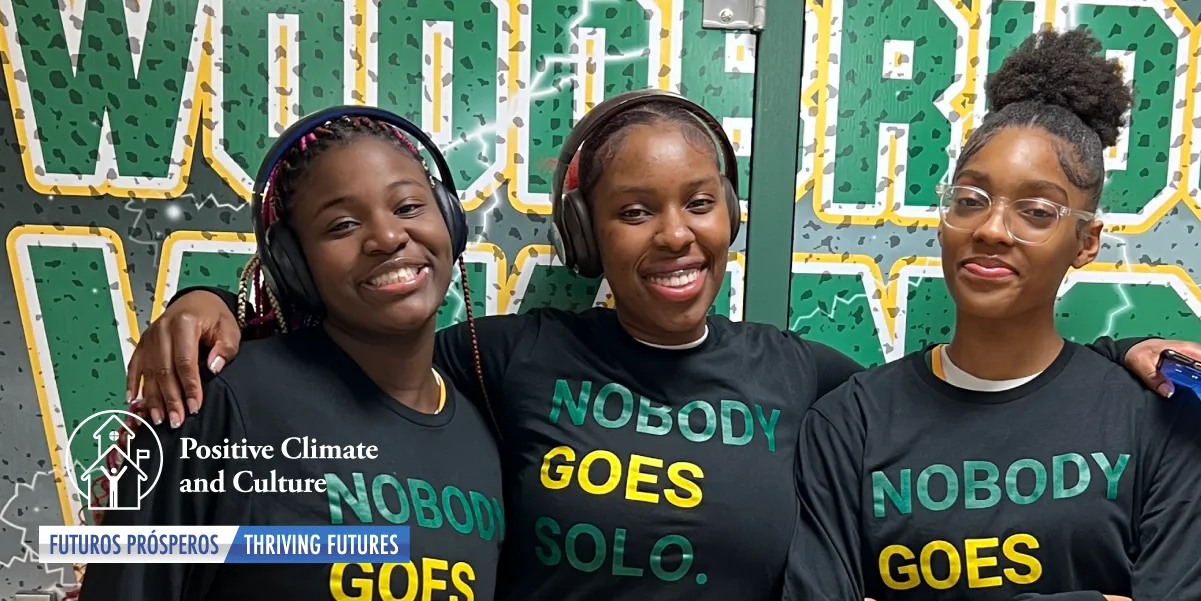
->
[[66, 410, 163, 511]]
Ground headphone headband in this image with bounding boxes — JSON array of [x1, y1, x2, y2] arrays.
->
[[549, 89, 742, 278], [253, 105, 459, 215], [550, 89, 739, 207]]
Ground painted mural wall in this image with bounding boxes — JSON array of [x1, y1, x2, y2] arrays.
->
[[0, 0, 1198, 596], [787, 0, 1201, 368], [0, 0, 753, 594]]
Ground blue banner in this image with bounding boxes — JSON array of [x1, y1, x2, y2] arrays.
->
[[226, 526, 411, 564], [40, 525, 412, 564]]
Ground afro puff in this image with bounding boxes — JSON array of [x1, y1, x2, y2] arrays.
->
[[986, 26, 1132, 147], [956, 27, 1135, 209]]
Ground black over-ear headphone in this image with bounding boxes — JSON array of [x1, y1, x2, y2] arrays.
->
[[252, 105, 469, 316], [550, 89, 742, 279]]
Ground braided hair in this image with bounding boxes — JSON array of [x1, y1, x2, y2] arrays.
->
[[239, 114, 490, 410], [84, 118, 495, 576], [242, 115, 429, 335]]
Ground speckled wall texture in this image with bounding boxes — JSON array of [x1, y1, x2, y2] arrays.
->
[[1, 0, 1199, 596]]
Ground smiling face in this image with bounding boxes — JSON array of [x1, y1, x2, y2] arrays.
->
[[939, 127, 1102, 321], [284, 136, 454, 337], [589, 121, 730, 343]]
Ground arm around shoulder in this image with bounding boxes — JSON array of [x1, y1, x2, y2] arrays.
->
[[782, 383, 869, 601], [433, 312, 534, 407], [1130, 386, 1201, 599], [791, 334, 868, 398], [1083, 336, 1155, 364], [171, 285, 240, 316]]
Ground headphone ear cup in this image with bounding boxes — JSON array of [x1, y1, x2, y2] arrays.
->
[[551, 220, 573, 269], [264, 222, 324, 316], [432, 177, 468, 260], [552, 189, 580, 271], [562, 189, 603, 279], [723, 176, 742, 242]]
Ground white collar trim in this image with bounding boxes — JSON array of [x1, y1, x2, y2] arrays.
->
[[633, 325, 709, 350]]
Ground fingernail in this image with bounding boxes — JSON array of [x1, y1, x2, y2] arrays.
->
[[187, 398, 200, 415], [170, 413, 181, 429], [150, 408, 164, 425], [209, 357, 225, 374], [1158, 382, 1175, 398]]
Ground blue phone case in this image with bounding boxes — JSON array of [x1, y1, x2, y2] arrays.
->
[[1160, 354, 1201, 397]]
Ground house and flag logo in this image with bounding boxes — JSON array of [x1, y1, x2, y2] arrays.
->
[[65, 410, 163, 511]]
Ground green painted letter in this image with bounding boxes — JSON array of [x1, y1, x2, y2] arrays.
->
[[408, 478, 444, 529], [1052, 453, 1091, 500], [680, 400, 718, 443], [637, 397, 674, 436], [1092, 452, 1131, 500], [371, 474, 410, 524], [550, 380, 592, 426], [612, 528, 644, 576], [566, 523, 607, 572], [594, 383, 635, 429], [1005, 459, 1047, 505], [755, 405, 781, 452], [917, 464, 959, 512], [872, 469, 911, 518], [326, 472, 373, 524], [649, 534, 694, 582], [963, 460, 1000, 510], [535, 516, 562, 566], [720, 400, 754, 446]]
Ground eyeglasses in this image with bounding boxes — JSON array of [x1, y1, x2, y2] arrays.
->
[[936, 184, 1096, 245]]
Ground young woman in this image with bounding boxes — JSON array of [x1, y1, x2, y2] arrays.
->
[[782, 29, 1201, 601], [120, 92, 1191, 601], [79, 108, 505, 601]]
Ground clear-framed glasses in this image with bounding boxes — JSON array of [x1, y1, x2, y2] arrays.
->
[[936, 184, 1096, 245]]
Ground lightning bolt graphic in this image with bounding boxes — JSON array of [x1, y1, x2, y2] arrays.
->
[[186, 192, 249, 214], [471, 192, 503, 246], [524, 0, 648, 103], [119, 193, 250, 282], [443, 0, 651, 171], [1096, 230, 1137, 338], [788, 292, 870, 331]]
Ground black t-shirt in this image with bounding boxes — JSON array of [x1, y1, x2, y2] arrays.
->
[[433, 307, 863, 600], [79, 327, 505, 601], [782, 341, 1201, 601], [169, 286, 1144, 601]]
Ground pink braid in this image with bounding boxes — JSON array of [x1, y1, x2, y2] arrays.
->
[[298, 132, 318, 151], [380, 122, 433, 180], [263, 162, 282, 222], [390, 129, 422, 159], [348, 115, 424, 163]]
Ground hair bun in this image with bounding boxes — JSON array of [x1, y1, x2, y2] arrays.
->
[[986, 27, 1133, 147]]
